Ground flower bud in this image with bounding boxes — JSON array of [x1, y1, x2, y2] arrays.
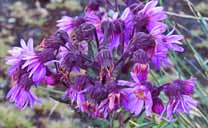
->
[[40, 31, 69, 49], [37, 48, 56, 63], [72, 23, 96, 42], [152, 97, 164, 115], [130, 32, 155, 54], [132, 63, 149, 81], [132, 49, 150, 64], [44, 74, 60, 85], [96, 49, 114, 69]]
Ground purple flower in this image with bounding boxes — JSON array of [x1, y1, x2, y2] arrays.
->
[[166, 95, 197, 120], [65, 88, 86, 112], [118, 73, 153, 116], [5, 39, 34, 76], [97, 92, 122, 118], [57, 16, 86, 34], [6, 38, 54, 83], [72, 23, 96, 42], [111, 19, 125, 49], [148, 23, 184, 69], [162, 30, 184, 52], [120, 2, 145, 46], [4, 0, 197, 121], [7, 73, 41, 109], [58, 44, 85, 72], [64, 75, 89, 112], [163, 78, 197, 119], [150, 26, 172, 69], [137, 0, 167, 32], [122, 86, 153, 116], [152, 44, 171, 69], [85, 11, 103, 39]]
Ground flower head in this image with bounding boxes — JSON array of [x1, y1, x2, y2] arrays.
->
[[7, 73, 41, 109], [122, 86, 153, 116], [162, 30, 184, 52], [97, 92, 122, 118], [64, 75, 90, 112], [118, 72, 153, 116], [163, 78, 197, 119], [136, 0, 167, 32], [5, 39, 33, 76]]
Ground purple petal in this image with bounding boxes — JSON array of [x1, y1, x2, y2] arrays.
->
[[27, 38, 34, 51], [117, 80, 135, 87], [134, 100, 144, 115], [166, 35, 184, 42], [143, 1, 158, 14], [29, 62, 41, 77], [130, 72, 140, 83], [145, 92, 153, 116], [32, 65, 46, 83], [168, 44, 184, 52]]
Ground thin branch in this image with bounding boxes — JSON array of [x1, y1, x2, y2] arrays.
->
[[166, 11, 208, 21]]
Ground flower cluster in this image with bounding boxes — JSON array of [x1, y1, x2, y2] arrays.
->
[[6, 0, 196, 121]]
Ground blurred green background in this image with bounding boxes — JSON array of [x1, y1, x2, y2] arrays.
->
[[0, 0, 208, 128]]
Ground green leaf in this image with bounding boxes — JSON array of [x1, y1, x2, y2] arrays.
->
[[88, 41, 97, 59]]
